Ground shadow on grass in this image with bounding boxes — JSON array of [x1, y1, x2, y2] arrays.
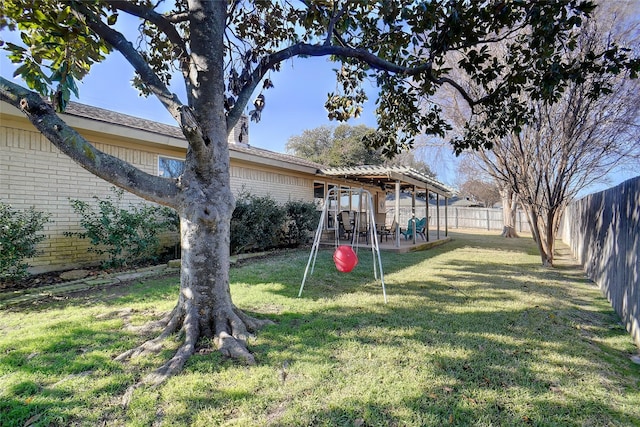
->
[[228, 232, 639, 425], [250, 294, 637, 425], [0, 321, 138, 426], [2, 230, 638, 425]]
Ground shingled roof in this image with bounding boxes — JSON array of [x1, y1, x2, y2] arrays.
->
[[62, 102, 323, 171], [65, 102, 184, 139], [320, 165, 453, 197]]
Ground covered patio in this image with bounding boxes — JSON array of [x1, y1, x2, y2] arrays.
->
[[317, 165, 454, 252]]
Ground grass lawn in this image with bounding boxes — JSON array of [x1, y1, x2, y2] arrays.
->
[[1, 229, 639, 426]]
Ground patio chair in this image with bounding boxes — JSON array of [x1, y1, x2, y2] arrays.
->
[[401, 217, 427, 240], [415, 217, 427, 240], [355, 211, 369, 244], [378, 219, 397, 242], [338, 210, 353, 241]]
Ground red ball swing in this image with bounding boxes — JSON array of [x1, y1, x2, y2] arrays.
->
[[333, 245, 358, 273], [298, 187, 386, 303]]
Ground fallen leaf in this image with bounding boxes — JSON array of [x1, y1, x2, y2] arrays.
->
[[463, 394, 477, 405], [354, 418, 365, 427], [443, 386, 454, 393], [23, 413, 42, 426]]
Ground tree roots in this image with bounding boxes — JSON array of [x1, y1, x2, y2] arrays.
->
[[501, 226, 519, 238], [116, 302, 274, 407]]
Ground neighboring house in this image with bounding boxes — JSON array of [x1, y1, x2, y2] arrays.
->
[[1, 101, 395, 272]]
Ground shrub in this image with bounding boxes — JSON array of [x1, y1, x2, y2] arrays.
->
[[67, 187, 178, 269], [0, 203, 50, 281], [283, 200, 320, 246], [230, 192, 286, 254]]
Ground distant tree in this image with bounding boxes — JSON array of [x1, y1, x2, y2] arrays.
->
[[458, 179, 501, 208], [286, 123, 383, 167], [457, 153, 519, 236], [1, 1, 635, 387], [383, 151, 435, 177], [287, 124, 438, 176], [451, 2, 640, 264], [284, 126, 334, 165]]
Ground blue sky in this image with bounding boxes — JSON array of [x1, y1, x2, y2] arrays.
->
[[1, 23, 637, 194], [0, 21, 462, 187]]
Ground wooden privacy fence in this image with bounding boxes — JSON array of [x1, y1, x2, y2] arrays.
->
[[560, 176, 640, 346], [386, 206, 531, 233]]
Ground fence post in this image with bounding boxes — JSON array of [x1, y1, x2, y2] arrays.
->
[[486, 209, 490, 230], [517, 210, 521, 232], [455, 207, 459, 229]]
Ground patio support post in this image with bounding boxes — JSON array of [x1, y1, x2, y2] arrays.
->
[[425, 189, 429, 242], [411, 186, 416, 244], [436, 193, 440, 240], [445, 197, 448, 237], [395, 180, 401, 248]]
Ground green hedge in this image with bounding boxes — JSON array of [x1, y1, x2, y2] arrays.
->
[[67, 188, 178, 269], [0, 203, 50, 281], [231, 192, 319, 255]]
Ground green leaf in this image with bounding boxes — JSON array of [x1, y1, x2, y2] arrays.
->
[[107, 13, 118, 26]]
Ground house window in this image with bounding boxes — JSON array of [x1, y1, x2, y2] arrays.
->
[[340, 186, 351, 211], [313, 182, 325, 208], [158, 156, 185, 178]]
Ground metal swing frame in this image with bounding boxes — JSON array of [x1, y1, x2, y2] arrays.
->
[[298, 187, 387, 303]]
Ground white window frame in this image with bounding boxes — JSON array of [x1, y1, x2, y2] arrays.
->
[[158, 155, 185, 178]]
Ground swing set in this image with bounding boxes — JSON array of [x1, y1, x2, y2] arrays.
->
[[298, 187, 387, 303]]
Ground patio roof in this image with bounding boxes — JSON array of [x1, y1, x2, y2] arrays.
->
[[319, 165, 454, 198]]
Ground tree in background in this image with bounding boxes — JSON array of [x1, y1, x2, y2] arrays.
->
[[458, 179, 500, 208], [286, 124, 383, 167], [287, 123, 437, 176], [457, 152, 520, 237], [383, 151, 436, 178], [1, 1, 635, 387], [450, 2, 640, 263]]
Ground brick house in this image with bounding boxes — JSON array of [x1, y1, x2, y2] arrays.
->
[[1, 100, 452, 273], [0, 101, 376, 272]]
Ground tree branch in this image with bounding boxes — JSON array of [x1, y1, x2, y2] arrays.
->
[[72, 3, 185, 126], [228, 42, 437, 130], [226, 40, 495, 130], [107, 0, 191, 84], [0, 77, 180, 207]]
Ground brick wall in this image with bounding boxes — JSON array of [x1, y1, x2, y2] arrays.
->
[[230, 163, 314, 205], [1, 119, 316, 273], [1, 124, 167, 273]]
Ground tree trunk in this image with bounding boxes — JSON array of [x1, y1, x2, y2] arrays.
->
[[178, 201, 268, 361], [116, 173, 273, 389], [525, 206, 554, 266], [500, 187, 519, 238]]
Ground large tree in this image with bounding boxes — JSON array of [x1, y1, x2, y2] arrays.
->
[[453, 2, 640, 265], [1, 1, 634, 385], [285, 123, 384, 167]]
